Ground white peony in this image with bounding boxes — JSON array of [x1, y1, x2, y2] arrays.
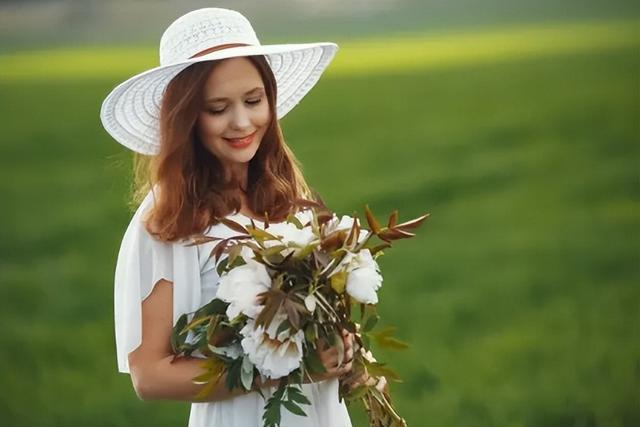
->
[[239, 313, 305, 379], [331, 249, 383, 304], [324, 214, 369, 244], [263, 210, 317, 257], [216, 259, 271, 319], [208, 342, 243, 359]]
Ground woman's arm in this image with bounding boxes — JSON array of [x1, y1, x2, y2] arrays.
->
[[128, 279, 353, 402]]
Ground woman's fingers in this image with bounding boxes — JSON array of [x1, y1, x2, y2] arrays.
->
[[375, 376, 387, 392], [341, 329, 354, 362], [313, 330, 357, 380]]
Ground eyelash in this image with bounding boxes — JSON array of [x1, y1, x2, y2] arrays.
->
[[207, 98, 263, 115]]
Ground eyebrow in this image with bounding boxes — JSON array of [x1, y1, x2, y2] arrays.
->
[[205, 87, 265, 103]]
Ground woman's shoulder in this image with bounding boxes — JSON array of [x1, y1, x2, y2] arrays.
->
[[121, 191, 184, 251]]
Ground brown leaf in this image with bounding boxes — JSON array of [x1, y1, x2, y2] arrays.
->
[[345, 216, 361, 247], [321, 230, 347, 252], [186, 235, 222, 246], [255, 290, 285, 329], [316, 211, 334, 226], [394, 213, 430, 230], [387, 210, 399, 228], [377, 228, 415, 241], [364, 205, 381, 234], [211, 239, 230, 261], [208, 326, 236, 347], [283, 299, 301, 330], [294, 198, 324, 209], [219, 217, 249, 234]]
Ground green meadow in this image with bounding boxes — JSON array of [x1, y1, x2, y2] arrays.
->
[[0, 19, 638, 427]]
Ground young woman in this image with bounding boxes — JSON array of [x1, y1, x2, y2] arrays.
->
[[100, 7, 383, 427]]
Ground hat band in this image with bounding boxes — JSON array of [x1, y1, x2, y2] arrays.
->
[[189, 43, 251, 59]]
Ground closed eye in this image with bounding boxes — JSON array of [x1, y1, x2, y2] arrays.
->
[[246, 97, 263, 105], [206, 97, 263, 115]]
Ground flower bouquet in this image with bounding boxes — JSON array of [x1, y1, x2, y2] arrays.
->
[[171, 200, 429, 427]]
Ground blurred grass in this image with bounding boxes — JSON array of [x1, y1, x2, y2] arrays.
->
[[1, 19, 638, 80], [0, 20, 639, 427]]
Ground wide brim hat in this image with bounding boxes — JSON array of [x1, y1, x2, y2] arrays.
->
[[100, 8, 338, 155]]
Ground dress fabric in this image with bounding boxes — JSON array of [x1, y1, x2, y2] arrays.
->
[[113, 190, 353, 427]]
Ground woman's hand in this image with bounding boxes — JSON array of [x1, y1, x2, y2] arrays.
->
[[341, 370, 388, 394], [307, 329, 354, 383], [339, 347, 388, 394]]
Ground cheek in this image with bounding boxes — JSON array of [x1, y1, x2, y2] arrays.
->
[[254, 106, 272, 129], [197, 113, 226, 139]]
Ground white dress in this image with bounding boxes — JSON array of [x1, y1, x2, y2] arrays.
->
[[113, 191, 353, 427]]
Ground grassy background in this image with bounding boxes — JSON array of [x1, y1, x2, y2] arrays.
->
[[0, 17, 638, 427]]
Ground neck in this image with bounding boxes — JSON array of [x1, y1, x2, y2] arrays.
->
[[224, 162, 249, 192]]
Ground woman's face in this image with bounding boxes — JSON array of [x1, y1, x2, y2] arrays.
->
[[196, 57, 271, 169]]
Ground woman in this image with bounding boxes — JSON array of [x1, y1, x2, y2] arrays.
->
[[100, 7, 381, 427]]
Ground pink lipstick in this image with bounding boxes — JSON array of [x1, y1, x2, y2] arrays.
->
[[223, 131, 257, 149]]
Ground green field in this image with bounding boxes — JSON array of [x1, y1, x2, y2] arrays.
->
[[0, 19, 638, 427]]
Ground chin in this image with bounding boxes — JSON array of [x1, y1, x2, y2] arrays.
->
[[225, 145, 260, 164]]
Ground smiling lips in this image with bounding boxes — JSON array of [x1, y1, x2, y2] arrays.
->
[[223, 131, 257, 149]]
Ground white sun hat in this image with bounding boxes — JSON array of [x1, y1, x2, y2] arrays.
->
[[99, 7, 338, 155]]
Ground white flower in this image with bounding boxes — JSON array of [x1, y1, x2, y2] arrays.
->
[[208, 342, 243, 359], [239, 313, 305, 379], [331, 249, 383, 304], [263, 210, 317, 257], [216, 259, 271, 319], [324, 214, 369, 244]]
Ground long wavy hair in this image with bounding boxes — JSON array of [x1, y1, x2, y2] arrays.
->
[[131, 56, 319, 242]]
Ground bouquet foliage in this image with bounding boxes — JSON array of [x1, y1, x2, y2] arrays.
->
[[171, 200, 429, 427]]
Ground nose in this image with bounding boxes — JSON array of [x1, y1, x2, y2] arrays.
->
[[229, 104, 252, 131]]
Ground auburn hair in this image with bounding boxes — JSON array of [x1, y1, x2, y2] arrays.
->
[[130, 56, 319, 242]]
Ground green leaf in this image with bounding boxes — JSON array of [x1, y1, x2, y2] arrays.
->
[[370, 326, 410, 350], [366, 362, 402, 382], [171, 314, 188, 353], [247, 226, 280, 242], [194, 378, 217, 400], [344, 384, 369, 401], [330, 270, 347, 294], [226, 243, 242, 267], [195, 298, 228, 317], [363, 314, 379, 333], [182, 315, 213, 334], [262, 244, 289, 256], [276, 319, 292, 336], [216, 256, 229, 276], [288, 387, 311, 405], [240, 356, 254, 391], [282, 400, 307, 417], [262, 381, 287, 427], [293, 242, 318, 260], [303, 344, 326, 374], [304, 322, 317, 344], [377, 336, 410, 350], [224, 358, 243, 391], [362, 333, 371, 350], [286, 213, 304, 229]]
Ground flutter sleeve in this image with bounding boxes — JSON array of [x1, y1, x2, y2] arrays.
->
[[113, 191, 202, 374]]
